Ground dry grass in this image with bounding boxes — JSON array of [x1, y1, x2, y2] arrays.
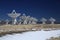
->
[[47, 36, 60, 40], [0, 24, 60, 31], [0, 24, 60, 35]]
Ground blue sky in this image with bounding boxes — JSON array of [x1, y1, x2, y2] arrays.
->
[[0, 0, 60, 21]]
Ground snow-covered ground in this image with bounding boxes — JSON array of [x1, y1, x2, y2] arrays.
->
[[0, 30, 60, 40]]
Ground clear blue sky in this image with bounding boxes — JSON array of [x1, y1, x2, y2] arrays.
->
[[0, 0, 60, 21]]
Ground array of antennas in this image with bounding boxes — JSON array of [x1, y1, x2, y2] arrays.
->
[[40, 17, 56, 24], [0, 10, 56, 25], [7, 10, 38, 25]]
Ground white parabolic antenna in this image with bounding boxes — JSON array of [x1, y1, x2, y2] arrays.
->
[[8, 10, 20, 18], [8, 10, 21, 24]]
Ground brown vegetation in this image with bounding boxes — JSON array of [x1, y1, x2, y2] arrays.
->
[[47, 36, 60, 40], [0, 24, 60, 36]]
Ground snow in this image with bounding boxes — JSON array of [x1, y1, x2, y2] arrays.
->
[[0, 30, 60, 40]]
